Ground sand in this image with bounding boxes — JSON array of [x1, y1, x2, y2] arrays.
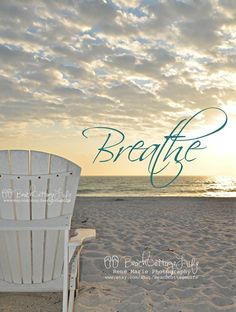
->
[[0, 197, 235, 312]]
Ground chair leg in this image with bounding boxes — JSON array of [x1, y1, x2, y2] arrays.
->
[[76, 246, 83, 298], [62, 288, 68, 312], [68, 289, 75, 312], [68, 245, 84, 311], [68, 250, 80, 312], [63, 230, 69, 312]]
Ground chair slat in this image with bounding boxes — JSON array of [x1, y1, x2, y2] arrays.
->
[[53, 161, 81, 279], [0, 236, 11, 281], [43, 155, 67, 282], [31, 151, 49, 283], [0, 215, 71, 230], [0, 150, 21, 283], [0, 259, 3, 279], [10, 150, 31, 284]]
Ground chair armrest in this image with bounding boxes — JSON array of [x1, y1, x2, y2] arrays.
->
[[69, 228, 96, 247]]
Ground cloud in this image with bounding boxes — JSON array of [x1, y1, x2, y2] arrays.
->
[[0, 0, 235, 139]]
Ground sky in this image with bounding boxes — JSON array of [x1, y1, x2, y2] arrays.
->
[[0, 0, 235, 176]]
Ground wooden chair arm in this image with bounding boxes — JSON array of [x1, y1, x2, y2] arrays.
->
[[69, 228, 96, 247]]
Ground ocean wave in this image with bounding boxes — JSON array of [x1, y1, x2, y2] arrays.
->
[[77, 176, 236, 197], [78, 189, 95, 193]]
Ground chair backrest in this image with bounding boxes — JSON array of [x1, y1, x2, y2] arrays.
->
[[0, 150, 81, 285]]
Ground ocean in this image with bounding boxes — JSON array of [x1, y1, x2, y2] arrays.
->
[[78, 176, 236, 197]]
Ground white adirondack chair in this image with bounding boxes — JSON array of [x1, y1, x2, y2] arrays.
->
[[0, 150, 95, 312]]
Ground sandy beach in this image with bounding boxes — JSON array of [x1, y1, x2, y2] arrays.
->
[[0, 197, 235, 312]]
